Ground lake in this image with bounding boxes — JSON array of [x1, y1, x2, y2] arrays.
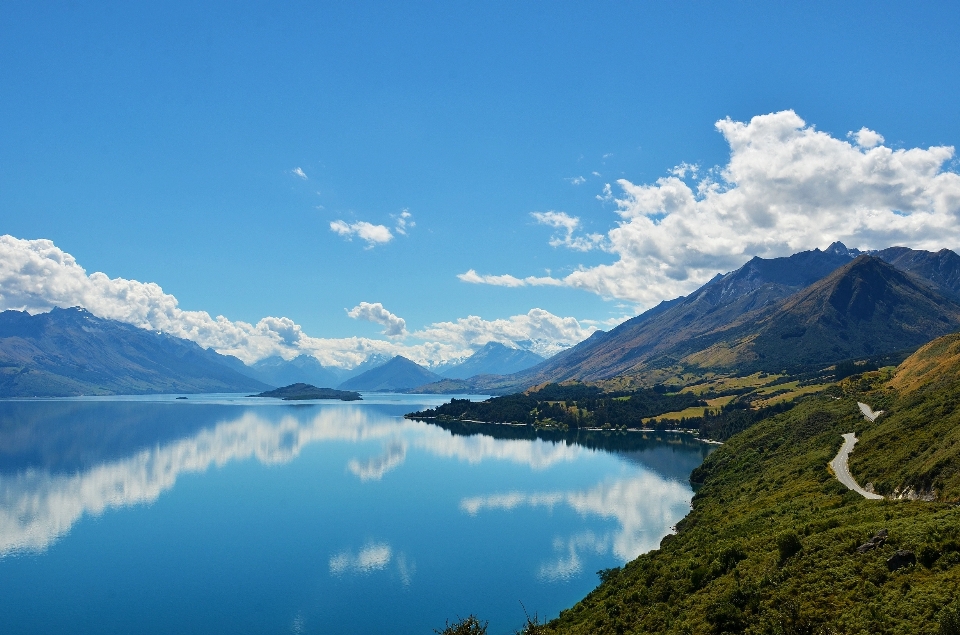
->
[[0, 394, 714, 634]]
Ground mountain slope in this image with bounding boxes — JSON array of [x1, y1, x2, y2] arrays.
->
[[440, 342, 544, 379], [0, 307, 271, 396], [875, 246, 960, 301], [499, 249, 960, 388], [507, 245, 863, 385], [680, 255, 960, 371], [245, 354, 343, 388], [851, 332, 960, 499], [337, 356, 442, 391]]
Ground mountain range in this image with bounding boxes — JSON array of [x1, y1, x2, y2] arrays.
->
[[0, 307, 270, 397], [437, 341, 544, 379], [4, 243, 960, 398], [337, 355, 443, 391], [425, 243, 960, 393]]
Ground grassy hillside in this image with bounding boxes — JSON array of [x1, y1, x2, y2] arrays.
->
[[534, 335, 960, 634], [851, 333, 960, 501]]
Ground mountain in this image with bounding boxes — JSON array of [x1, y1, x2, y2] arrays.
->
[[0, 307, 271, 397], [682, 255, 960, 371], [439, 342, 545, 379], [245, 354, 343, 388], [444, 245, 960, 391], [337, 355, 443, 391], [875, 246, 960, 301], [499, 244, 866, 385]]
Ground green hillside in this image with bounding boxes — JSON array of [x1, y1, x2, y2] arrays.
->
[[530, 334, 960, 634]]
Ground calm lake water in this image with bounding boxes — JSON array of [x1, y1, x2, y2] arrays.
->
[[0, 394, 713, 634]]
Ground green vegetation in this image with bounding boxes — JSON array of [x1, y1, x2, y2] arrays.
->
[[406, 383, 705, 431], [544, 389, 960, 634]]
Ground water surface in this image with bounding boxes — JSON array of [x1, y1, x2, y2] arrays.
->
[[0, 394, 713, 634]]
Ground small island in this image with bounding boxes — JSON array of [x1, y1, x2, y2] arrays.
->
[[251, 383, 362, 401]]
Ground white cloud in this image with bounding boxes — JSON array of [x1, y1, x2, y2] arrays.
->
[[531, 211, 607, 252], [464, 110, 960, 307], [329, 220, 394, 247], [393, 209, 414, 235], [457, 269, 562, 288], [347, 302, 408, 338], [414, 308, 597, 357], [292, 167, 308, 180], [0, 235, 600, 367], [850, 127, 885, 149], [0, 235, 459, 367], [567, 176, 586, 185]]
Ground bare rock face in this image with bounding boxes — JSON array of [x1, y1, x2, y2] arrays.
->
[[891, 486, 938, 501], [886, 550, 916, 571], [856, 528, 888, 554]]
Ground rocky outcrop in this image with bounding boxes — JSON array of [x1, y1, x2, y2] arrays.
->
[[856, 529, 888, 554], [886, 550, 916, 571]]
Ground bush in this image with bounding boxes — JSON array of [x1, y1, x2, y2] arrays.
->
[[941, 603, 960, 635], [777, 531, 803, 565], [435, 615, 488, 635]]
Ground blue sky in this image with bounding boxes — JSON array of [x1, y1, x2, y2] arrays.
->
[[2, 2, 960, 366]]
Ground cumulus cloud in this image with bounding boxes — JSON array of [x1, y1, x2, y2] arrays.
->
[[850, 127, 885, 149], [292, 167, 308, 180], [330, 220, 394, 247], [464, 110, 960, 307], [414, 308, 598, 357], [0, 236, 599, 367], [567, 176, 586, 185], [0, 235, 459, 366], [347, 302, 408, 338], [531, 211, 606, 252]]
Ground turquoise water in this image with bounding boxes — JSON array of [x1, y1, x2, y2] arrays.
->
[[0, 394, 713, 634]]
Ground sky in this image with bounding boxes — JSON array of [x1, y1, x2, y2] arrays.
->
[[2, 2, 960, 367]]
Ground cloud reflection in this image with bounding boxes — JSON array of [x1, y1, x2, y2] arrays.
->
[[328, 541, 416, 587], [460, 471, 692, 579], [0, 403, 688, 559], [347, 440, 407, 481], [329, 542, 393, 575]]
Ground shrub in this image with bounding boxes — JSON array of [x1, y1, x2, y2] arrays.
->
[[777, 531, 803, 565], [940, 603, 960, 635], [435, 615, 488, 635]]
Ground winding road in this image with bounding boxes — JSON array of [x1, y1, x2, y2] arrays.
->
[[829, 433, 883, 500], [858, 401, 883, 422]]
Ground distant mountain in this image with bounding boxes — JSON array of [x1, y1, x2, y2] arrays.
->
[[875, 246, 960, 302], [439, 342, 545, 379], [245, 355, 343, 388], [337, 355, 443, 391], [0, 307, 271, 397]]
